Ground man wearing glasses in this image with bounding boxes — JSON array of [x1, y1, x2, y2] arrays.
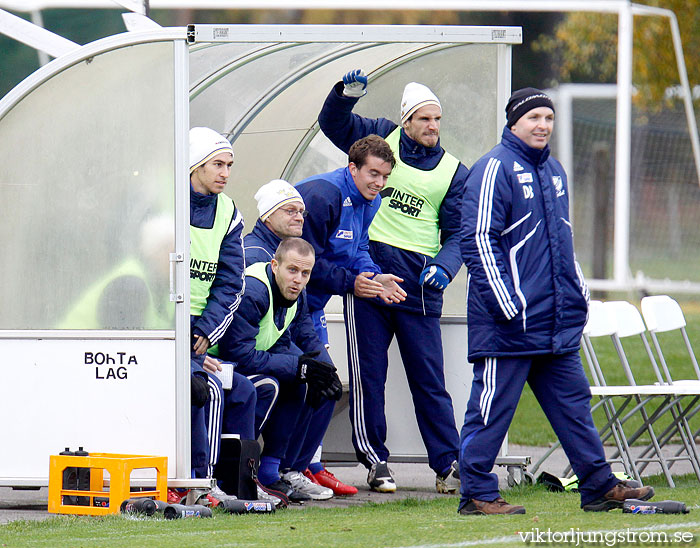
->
[[244, 179, 308, 265]]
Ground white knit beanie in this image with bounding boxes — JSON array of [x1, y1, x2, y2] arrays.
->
[[189, 127, 234, 172], [400, 82, 441, 124], [254, 179, 305, 221]]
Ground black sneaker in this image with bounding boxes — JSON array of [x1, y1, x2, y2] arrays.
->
[[255, 478, 288, 507], [265, 479, 311, 503], [367, 461, 396, 493], [583, 481, 655, 512]]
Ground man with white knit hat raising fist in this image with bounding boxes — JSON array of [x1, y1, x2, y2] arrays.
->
[[317, 71, 467, 494]]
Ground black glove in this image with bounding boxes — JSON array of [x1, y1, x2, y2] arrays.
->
[[319, 375, 343, 402], [307, 375, 343, 408], [305, 386, 324, 410], [297, 351, 338, 392], [191, 374, 210, 408]]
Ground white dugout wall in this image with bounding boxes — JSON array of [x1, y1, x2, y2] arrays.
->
[[0, 24, 520, 484]]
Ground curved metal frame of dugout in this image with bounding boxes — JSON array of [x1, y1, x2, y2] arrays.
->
[[0, 24, 522, 486]]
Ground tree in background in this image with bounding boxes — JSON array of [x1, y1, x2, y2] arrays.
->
[[534, 0, 699, 110], [1, 8, 560, 99], [236, 9, 562, 90], [0, 8, 128, 98]]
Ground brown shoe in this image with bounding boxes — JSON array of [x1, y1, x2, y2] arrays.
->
[[459, 497, 526, 515], [583, 481, 654, 512]]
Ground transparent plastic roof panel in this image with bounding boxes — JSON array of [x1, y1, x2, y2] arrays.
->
[[0, 24, 520, 330], [188, 25, 520, 315], [0, 40, 177, 331]]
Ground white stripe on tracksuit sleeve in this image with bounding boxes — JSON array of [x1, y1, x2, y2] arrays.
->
[[208, 209, 246, 345], [475, 158, 519, 319]]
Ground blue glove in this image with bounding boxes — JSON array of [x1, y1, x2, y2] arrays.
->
[[419, 265, 450, 290], [342, 69, 367, 98]]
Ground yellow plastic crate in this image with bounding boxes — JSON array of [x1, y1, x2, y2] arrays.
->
[[48, 452, 167, 515]]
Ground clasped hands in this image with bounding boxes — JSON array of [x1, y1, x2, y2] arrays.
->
[[354, 272, 406, 304]]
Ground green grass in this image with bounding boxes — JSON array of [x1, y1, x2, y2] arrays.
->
[[3, 302, 699, 547], [2, 476, 700, 548], [509, 300, 700, 446]]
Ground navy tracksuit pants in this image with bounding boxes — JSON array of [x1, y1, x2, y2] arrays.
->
[[282, 396, 335, 472], [191, 371, 279, 478], [258, 379, 307, 461], [459, 352, 618, 507], [344, 294, 460, 474], [274, 323, 334, 472]]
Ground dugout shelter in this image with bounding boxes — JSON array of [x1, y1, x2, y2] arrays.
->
[[0, 22, 521, 485]]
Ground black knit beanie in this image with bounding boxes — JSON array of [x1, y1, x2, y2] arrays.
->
[[506, 88, 555, 128]]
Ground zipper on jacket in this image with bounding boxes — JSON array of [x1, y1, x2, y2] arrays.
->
[[420, 255, 428, 315]]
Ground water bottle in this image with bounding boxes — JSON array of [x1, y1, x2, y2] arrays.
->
[[623, 499, 689, 514], [163, 503, 213, 519], [120, 498, 168, 516], [219, 498, 275, 514], [74, 447, 91, 506], [59, 448, 77, 505]]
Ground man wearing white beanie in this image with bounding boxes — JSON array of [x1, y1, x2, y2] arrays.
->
[[244, 179, 306, 264], [187, 126, 247, 488], [316, 70, 466, 494], [237, 179, 358, 498]]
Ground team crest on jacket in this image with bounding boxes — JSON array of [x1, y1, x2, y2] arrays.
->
[[552, 176, 565, 197], [513, 161, 524, 172], [335, 229, 353, 240]]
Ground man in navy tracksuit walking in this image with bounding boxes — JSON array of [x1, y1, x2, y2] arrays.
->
[[458, 88, 654, 514], [315, 70, 464, 493]]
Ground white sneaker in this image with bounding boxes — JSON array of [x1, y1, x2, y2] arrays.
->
[[436, 460, 460, 494], [367, 461, 397, 493], [209, 484, 237, 503], [281, 470, 333, 500]]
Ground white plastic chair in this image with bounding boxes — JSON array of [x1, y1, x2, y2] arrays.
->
[[532, 301, 646, 481], [580, 300, 642, 481], [641, 295, 700, 383], [581, 300, 682, 484], [604, 301, 700, 484], [641, 295, 700, 470]]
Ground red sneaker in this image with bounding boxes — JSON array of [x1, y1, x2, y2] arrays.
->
[[309, 468, 358, 496], [167, 488, 189, 504], [303, 469, 322, 485]]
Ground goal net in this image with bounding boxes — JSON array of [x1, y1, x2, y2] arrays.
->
[[550, 94, 700, 291]]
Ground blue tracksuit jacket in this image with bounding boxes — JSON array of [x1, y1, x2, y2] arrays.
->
[[460, 127, 589, 360], [190, 185, 245, 376], [243, 219, 280, 265], [295, 166, 382, 313], [215, 264, 331, 380], [318, 82, 468, 316]]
